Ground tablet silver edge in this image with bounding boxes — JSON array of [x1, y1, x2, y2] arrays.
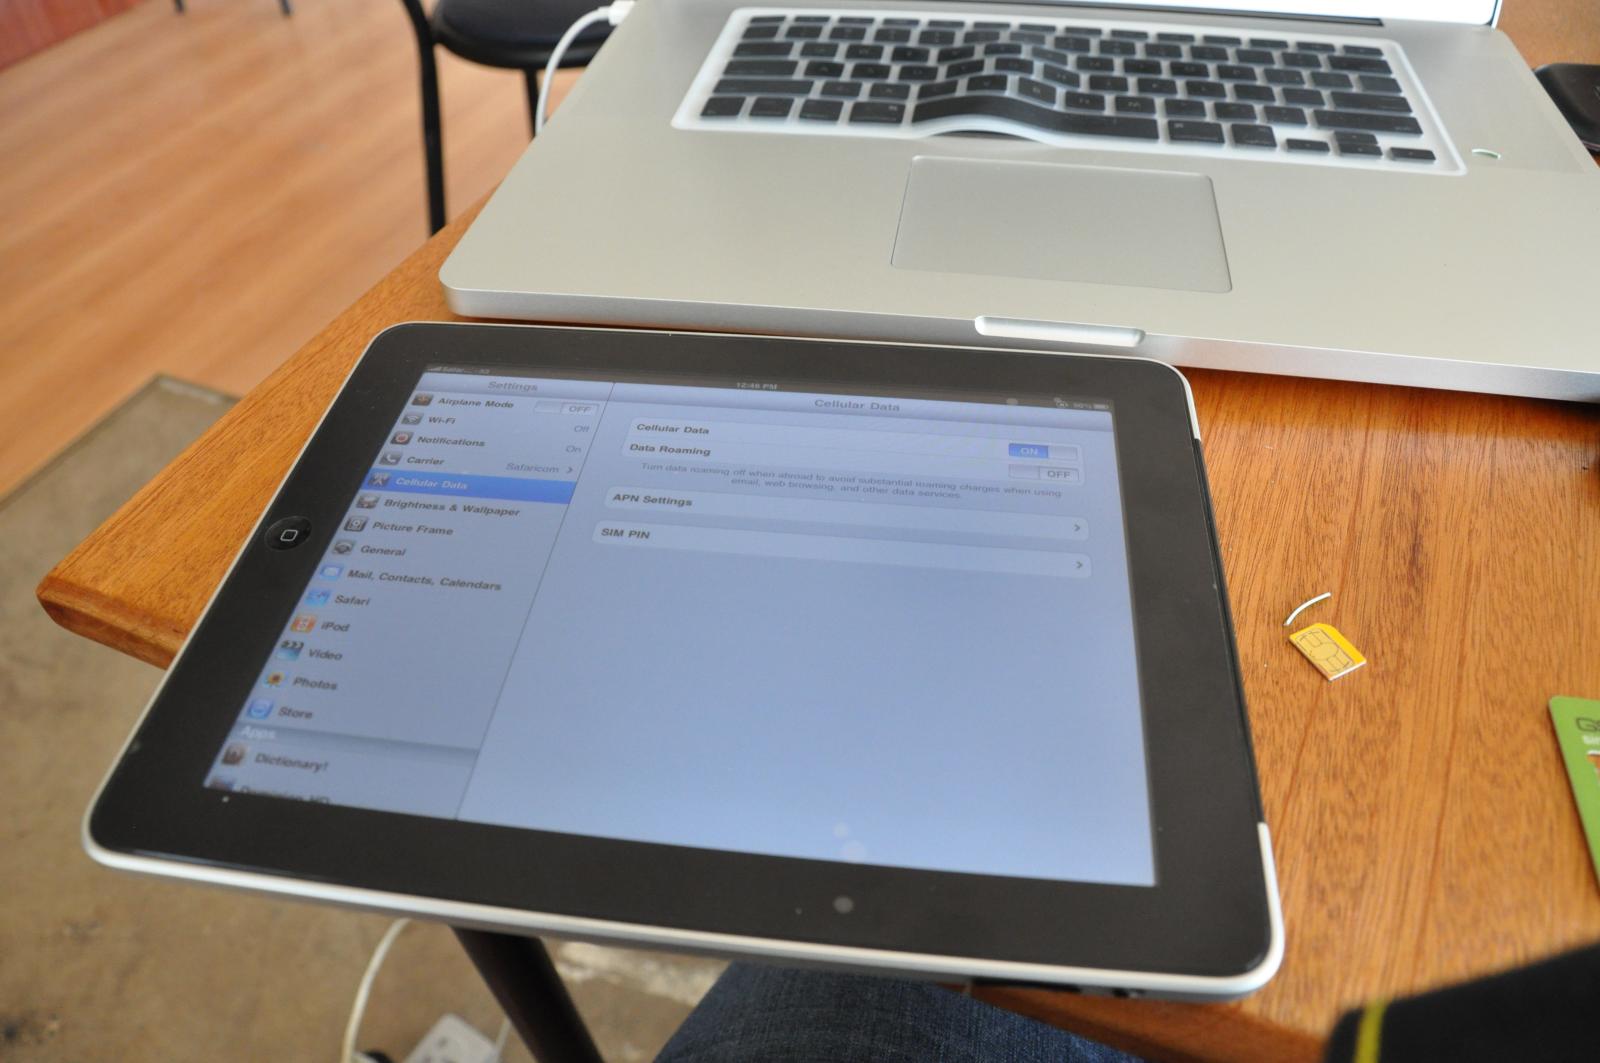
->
[[81, 322, 1278, 999]]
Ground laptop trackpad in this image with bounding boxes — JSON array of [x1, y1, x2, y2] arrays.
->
[[891, 156, 1231, 293]]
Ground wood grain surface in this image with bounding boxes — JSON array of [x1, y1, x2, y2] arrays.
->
[[35, 4, 1600, 1061]]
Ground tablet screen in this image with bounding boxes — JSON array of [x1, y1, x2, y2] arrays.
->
[[210, 366, 1154, 887]]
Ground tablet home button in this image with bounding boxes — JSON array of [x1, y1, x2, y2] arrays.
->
[[265, 516, 312, 550]]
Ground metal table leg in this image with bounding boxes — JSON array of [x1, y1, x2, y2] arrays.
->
[[453, 928, 604, 1063]]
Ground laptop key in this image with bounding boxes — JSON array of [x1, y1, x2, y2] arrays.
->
[[1311, 71, 1353, 89], [1241, 131, 1294, 163], [938, 45, 976, 62], [726, 59, 799, 76], [1286, 137, 1330, 152], [892, 46, 930, 62], [1329, 55, 1390, 74], [1018, 77, 1055, 104], [968, 74, 1008, 92], [1215, 102, 1255, 121], [1164, 98, 1205, 117], [1330, 90, 1412, 114], [984, 42, 1023, 56], [1263, 105, 1307, 125], [898, 65, 939, 81], [947, 59, 985, 77], [1061, 90, 1106, 111], [749, 96, 794, 118], [1282, 52, 1322, 68], [851, 63, 891, 79], [1296, 42, 1335, 53], [1334, 130, 1378, 145], [1314, 109, 1422, 134], [1337, 140, 1383, 157], [1186, 80, 1226, 98], [1145, 43, 1183, 59], [714, 78, 814, 96], [800, 42, 838, 58], [1249, 38, 1288, 49], [1116, 95, 1156, 114], [1360, 75, 1403, 94], [733, 42, 793, 57], [829, 25, 867, 41], [1190, 45, 1228, 61], [1158, 32, 1195, 43], [1389, 147, 1436, 162], [919, 30, 956, 45], [805, 61, 845, 78], [1343, 44, 1384, 56], [784, 25, 823, 40], [1167, 119, 1224, 143], [870, 82, 911, 99], [882, 17, 920, 27], [919, 79, 959, 100], [849, 100, 905, 123], [742, 24, 780, 40], [1098, 39, 1137, 56], [1034, 46, 1072, 66], [965, 30, 1002, 44], [820, 80, 862, 98], [1089, 74, 1129, 93], [1235, 48, 1275, 65], [793, 15, 829, 23], [1042, 64, 1081, 87], [799, 98, 844, 121], [1054, 35, 1092, 52], [1111, 29, 1149, 40], [912, 94, 1159, 138], [1009, 31, 1047, 44], [1138, 76, 1179, 95], [1264, 68, 1304, 85], [1216, 64, 1257, 81], [1282, 87, 1324, 106], [700, 96, 744, 118], [1234, 84, 1274, 102], [875, 28, 912, 43], [1170, 61, 1208, 78], [1075, 56, 1115, 72], [1203, 35, 1242, 45], [996, 58, 1035, 74], [1124, 58, 1162, 75], [846, 44, 884, 60]]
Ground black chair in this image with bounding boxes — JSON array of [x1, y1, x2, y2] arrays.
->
[[398, 0, 612, 233]]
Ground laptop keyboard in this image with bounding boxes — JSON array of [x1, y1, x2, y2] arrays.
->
[[674, 8, 1458, 172]]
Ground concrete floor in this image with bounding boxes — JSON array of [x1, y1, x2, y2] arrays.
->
[[2, 379, 722, 1061]]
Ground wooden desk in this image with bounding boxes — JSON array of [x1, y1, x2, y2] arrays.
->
[[37, 6, 1600, 1061]]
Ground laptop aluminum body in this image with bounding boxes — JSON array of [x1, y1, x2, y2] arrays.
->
[[442, 0, 1600, 402]]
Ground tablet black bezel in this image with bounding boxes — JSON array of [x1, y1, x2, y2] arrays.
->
[[89, 323, 1271, 981]]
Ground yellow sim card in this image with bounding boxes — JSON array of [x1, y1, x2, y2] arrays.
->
[[1289, 622, 1367, 681]]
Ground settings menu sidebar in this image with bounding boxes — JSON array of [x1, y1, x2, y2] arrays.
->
[[203, 372, 608, 814]]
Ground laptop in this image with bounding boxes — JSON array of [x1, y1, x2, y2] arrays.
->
[[441, 1, 1600, 403]]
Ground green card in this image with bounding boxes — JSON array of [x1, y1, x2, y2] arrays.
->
[[1550, 696, 1600, 888]]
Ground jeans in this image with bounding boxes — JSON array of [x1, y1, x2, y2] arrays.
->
[[655, 962, 1145, 1063]]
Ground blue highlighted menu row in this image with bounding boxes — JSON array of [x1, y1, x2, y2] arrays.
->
[[368, 470, 576, 504]]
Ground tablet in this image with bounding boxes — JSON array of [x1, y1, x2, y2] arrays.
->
[[87, 323, 1282, 1000]]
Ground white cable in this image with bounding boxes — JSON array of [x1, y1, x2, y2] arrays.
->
[[491, 1018, 512, 1060], [340, 917, 412, 1063], [534, 1, 634, 135]]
